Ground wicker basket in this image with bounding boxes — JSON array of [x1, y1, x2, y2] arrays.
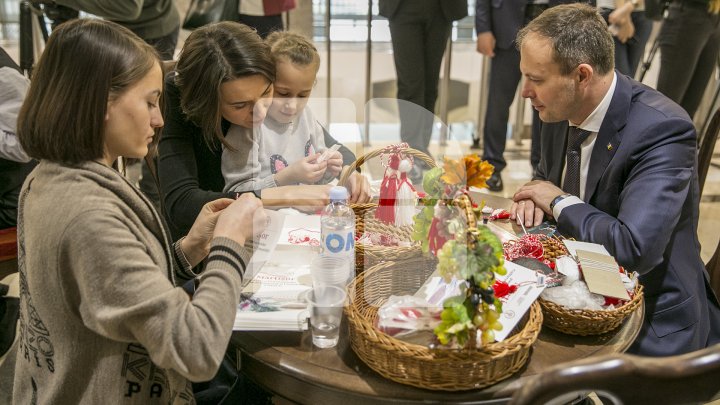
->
[[538, 282, 643, 336], [339, 146, 437, 273], [345, 258, 543, 391]]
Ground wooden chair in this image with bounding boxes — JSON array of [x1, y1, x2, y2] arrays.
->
[[698, 106, 720, 196], [708, 235, 720, 300], [509, 343, 720, 405], [0, 228, 17, 280]]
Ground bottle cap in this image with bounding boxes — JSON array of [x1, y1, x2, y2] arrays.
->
[[329, 186, 349, 201]]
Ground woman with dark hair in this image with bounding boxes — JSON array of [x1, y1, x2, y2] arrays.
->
[[14, 18, 264, 404], [157, 22, 369, 240]]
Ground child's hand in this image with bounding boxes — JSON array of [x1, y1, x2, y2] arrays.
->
[[278, 153, 327, 185], [325, 151, 343, 177]]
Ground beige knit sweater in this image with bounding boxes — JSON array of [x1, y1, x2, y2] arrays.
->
[[13, 160, 249, 404]]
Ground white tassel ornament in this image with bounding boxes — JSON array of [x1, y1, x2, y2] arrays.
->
[[394, 158, 417, 227]]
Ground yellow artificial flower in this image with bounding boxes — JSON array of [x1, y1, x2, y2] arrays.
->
[[441, 157, 465, 186], [465, 155, 494, 189], [440, 154, 494, 189]]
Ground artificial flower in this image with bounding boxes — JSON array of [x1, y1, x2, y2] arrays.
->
[[465, 155, 494, 189], [440, 154, 494, 190]]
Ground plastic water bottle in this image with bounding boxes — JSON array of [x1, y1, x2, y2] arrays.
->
[[321, 186, 356, 280]]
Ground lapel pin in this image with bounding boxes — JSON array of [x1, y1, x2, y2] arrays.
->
[[607, 143, 613, 151]]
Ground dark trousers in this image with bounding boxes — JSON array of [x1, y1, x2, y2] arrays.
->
[[484, 5, 546, 174], [657, 1, 720, 118], [387, 0, 452, 156], [237, 14, 284, 39], [483, 46, 521, 173]]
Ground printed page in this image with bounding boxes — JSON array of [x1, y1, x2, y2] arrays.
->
[[235, 210, 321, 331]]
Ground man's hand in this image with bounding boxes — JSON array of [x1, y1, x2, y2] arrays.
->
[[476, 32, 496, 57], [509, 199, 546, 228], [510, 180, 565, 226]]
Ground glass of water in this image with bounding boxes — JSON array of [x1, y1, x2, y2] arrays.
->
[[306, 285, 346, 349]]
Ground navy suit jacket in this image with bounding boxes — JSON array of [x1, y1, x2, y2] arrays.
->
[[474, 0, 597, 50], [475, 0, 528, 50], [536, 73, 720, 356], [379, 0, 468, 21]]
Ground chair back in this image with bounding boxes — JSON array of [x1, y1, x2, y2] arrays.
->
[[708, 236, 720, 300], [509, 343, 720, 405], [0, 227, 18, 279], [699, 106, 720, 195]]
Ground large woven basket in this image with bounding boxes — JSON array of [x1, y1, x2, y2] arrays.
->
[[339, 146, 437, 273], [345, 258, 543, 391], [538, 282, 643, 336]]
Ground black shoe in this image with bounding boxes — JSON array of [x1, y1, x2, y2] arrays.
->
[[486, 172, 503, 192]]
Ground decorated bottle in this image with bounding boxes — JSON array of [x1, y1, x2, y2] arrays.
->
[[321, 186, 356, 279]]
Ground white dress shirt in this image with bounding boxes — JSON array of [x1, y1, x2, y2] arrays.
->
[[553, 72, 618, 219]]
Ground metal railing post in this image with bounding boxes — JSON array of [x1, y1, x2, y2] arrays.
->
[[513, 78, 526, 145], [324, 2, 331, 123], [19, 1, 33, 77], [475, 56, 491, 149], [363, 0, 372, 147], [438, 35, 452, 146]]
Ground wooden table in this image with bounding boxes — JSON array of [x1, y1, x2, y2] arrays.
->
[[231, 192, 644, 404]]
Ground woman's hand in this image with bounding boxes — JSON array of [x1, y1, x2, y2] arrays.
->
[[346, 171, 371, 204], [182, 198, 235, 266], [275, 153, 328, 185], [615, 19, 635, 43], [213, 194, 266, 246], [325, 151, 344, 178]]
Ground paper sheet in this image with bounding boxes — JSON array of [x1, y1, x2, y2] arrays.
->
[[576, 249, 629, 300], [414, 261, 545, 342], [562, 240, 610, 258]]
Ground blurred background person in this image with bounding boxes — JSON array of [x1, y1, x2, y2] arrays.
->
[[380, 0, 468, 181], [237, 0, 297, 38], [50, 0, 180, 60], [598, 0, 653, 77], [656, 0, 720, 119], [0, 46, 34, 229], [475, 0, 548, 191]]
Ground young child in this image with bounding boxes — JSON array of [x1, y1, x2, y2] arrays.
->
[[222, 31, 344, 193]]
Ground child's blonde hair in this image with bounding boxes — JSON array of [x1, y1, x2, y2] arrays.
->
[[266, 31, 320, 70]]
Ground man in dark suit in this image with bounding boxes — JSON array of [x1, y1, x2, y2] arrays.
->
[[510, 4, 720, 356], [379, 0, 467, 178]]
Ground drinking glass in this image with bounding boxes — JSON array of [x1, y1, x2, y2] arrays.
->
[[306, 285, 346, 348]]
